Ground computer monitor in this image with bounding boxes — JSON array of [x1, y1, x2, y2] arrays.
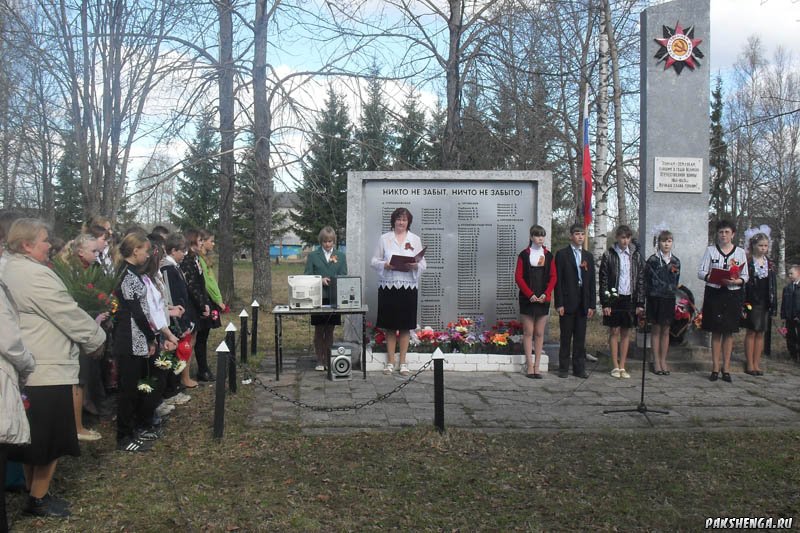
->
[[288, 275, 322, 309]]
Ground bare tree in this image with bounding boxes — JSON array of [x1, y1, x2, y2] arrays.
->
[[757, 47, 800, 276], [385, 0, 497, 168]]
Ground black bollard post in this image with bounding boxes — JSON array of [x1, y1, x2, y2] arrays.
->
[[213, 341, 230, 439], [433, 348, 445, 434], [225, 323, 237, 394], [239, 309, 249, 364], [250, 300, 260, 358]]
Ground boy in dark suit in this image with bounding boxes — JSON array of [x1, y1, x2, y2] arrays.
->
[[554, 223, 596, 378], [780, 265, 800, 362]]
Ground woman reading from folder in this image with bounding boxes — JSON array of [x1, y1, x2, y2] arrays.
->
[[371, 208, 426, 376], [304, 226, 347, 371], [697, 219, 748, 383]]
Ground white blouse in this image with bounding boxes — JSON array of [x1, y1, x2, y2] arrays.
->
[[370, 231, 427, 289], [528, 244, 544, 267], [143, 274, 169, 331], [697, 245, 749, 290]]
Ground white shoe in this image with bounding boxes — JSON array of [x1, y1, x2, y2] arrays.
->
[[586, 353, 598, 362], [399, 364, 410, 376], [314, 364, 325, 372], [155, 403, 175, 417], [172, 392, 191, 405], [610, 368, 621, 378], [383, 363, 394, 375], [620, 369, 631, 379], [77, 429, 102, 441]]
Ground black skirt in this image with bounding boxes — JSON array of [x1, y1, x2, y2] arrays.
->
[[376, 286, 417, 331], [602, 295, 637, 328], [740, 304, 769, 332], [519, 299, 550, 318], [310, 297, 341, 326], [647, 296, 675, 326], [701, 286, 743, 334], [9, 385, 80, 465]]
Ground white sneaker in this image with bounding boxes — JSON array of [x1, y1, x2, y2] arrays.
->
[[620, 369, 631, 379], [314, 364, 325, 372], [610, 368, 621, 378], [172, 392, 191, 405], [155, 403, 175, 417], [383, 363, 394, 375], [399, 364, 410, 376], [586, 353, 598, 362]]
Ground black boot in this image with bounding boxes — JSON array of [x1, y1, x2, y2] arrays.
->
[[23, 494, 71, 518], [197, 369, 215, 382]]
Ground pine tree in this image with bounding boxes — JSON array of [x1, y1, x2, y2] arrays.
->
[[354, 73, 391, 170], [425, 101, 447, 171], [459, 81, 493, 170], [234, 137, 290, 254], [53, 133, 84, 239], [171, 113, 220, 231], [291, 87, 355, 246], [709, 76, 731, 225], [393, 94, 429, 170]]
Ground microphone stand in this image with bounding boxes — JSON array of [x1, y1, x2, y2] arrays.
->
[[603, 301, 669, 427]]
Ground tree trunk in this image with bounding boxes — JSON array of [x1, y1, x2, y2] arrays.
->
[[442, 0, 463, 169], [592, 6, 610, 259], [217, 0, 236, 304], [251, 0, 275, 307], [605, 0, 626, 226]]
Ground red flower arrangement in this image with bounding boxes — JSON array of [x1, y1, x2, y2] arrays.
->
[[51, 258, 120, 318], [729, 260, 740, 279], [404, 242, 414, 251], [368, 316, 523, 354]]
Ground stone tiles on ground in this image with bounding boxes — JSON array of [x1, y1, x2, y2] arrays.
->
[[247, 356, 800, 434]]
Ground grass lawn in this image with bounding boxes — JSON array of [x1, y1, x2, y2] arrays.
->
[[7, 261, 799, 531]]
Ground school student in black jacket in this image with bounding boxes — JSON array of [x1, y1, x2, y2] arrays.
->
[[553, 223, 596, 378], [780, 265, 800, 362]]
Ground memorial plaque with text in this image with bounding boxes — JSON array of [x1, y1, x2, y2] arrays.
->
[[653, 157, 703, 193], [363, 180, 536, 328]]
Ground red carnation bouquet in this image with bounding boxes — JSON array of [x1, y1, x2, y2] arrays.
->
[[51, 258, 120, 318]]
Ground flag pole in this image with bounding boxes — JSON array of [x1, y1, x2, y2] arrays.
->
[[581, 84, 592, 252]]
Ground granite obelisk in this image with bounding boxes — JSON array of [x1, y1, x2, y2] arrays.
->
[[639, 0, 710, 307]]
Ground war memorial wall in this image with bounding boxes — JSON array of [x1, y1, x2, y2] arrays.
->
[[346, 171, 552, 330]]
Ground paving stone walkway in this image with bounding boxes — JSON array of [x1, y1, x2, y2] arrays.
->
[[247, 354, 800, 434]]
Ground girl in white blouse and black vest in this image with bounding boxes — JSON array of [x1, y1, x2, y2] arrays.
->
[[697, 219, 749, 383], [371, 208, 426, 376]]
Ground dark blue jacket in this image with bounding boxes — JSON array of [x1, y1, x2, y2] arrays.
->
[[780, 283, 800, 321]]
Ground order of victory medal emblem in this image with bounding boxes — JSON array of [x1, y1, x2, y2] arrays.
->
[[654, 21, 704, 75]]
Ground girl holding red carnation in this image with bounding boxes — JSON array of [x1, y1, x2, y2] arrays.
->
[[697, 219, 749, 382], [514, 224, 556, 378]]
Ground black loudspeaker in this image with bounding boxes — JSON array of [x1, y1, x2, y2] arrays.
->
[[330, 344, 352, 381]]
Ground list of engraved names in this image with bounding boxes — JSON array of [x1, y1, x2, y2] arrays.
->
[[363, 181, 536, 328]]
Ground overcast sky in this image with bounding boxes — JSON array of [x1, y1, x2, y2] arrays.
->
[[710, 0, 800, 74]]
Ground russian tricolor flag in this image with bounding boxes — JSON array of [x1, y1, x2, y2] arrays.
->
[[582, 98, 593, 228]]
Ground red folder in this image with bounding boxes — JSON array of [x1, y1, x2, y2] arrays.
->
[[707, 267, 734, 285]]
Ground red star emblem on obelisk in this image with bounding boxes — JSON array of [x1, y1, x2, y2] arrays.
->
[[654, 21, 704, 75]]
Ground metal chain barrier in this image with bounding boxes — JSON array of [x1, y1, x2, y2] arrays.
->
[[240, 358, 434, 412]]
